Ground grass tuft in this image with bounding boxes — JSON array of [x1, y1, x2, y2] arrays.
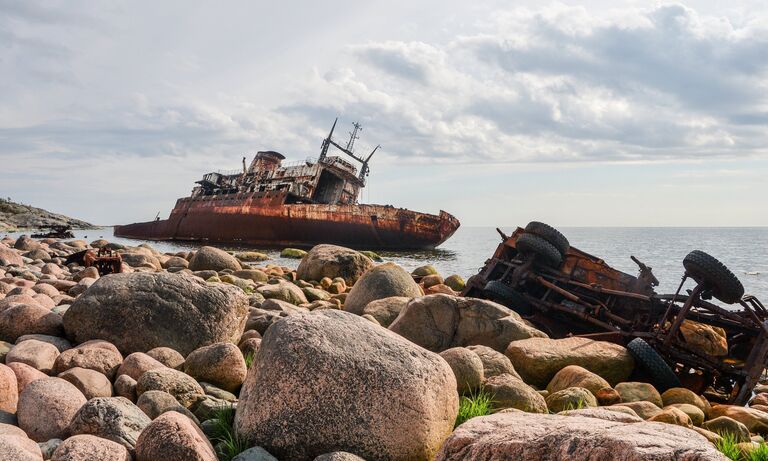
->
[[209, 404, 249, 461], [454, 387, 494, 428], [556, 398, 587, 414], [713, 432, 768, 461], [244, 352, 256, 369], [746, 443, 768, 461], [716, 433, 742, 461]]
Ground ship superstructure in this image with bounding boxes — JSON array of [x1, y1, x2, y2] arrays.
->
[[115, 120, 460, 250]]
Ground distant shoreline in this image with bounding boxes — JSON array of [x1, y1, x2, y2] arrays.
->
[[1, 225, 103, 233]]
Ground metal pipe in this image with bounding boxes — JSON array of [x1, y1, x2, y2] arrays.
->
[[536, 276, 580, 302], [663, 283, 704, 347], [659, 275, 688, 331], [566, 280, 652, 301]]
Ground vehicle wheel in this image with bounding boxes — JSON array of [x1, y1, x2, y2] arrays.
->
[[683, 250, 744, 304], [626, 338, 680, 392], [525, 221, 569, 257], [516, 233, 563, 269], [484, 280, 533, 315]]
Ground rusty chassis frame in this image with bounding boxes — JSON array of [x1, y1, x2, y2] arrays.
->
[[464, 227, 768, 405]]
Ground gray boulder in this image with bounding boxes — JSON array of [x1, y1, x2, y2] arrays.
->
[[120, 253, 161, 271], [137, 390, 183, 419], [0, 304, 64, 342], [0, 435, 43, 461], [505, 337, 634, 388], [233, 269, 269, 283], [389, 295, 546, 352], [483, 373, 548, 413], [16, 334, 72, 352], [146, 347, 185, 369], [257, 281, 308, 305], [296, 245, 374, 285], [439, 347, 484, 394], [135, 411, 217, 460], [235, 310, 458, 461], [62, 272, 248, 355], [344, 263, 422, 315], [233, 446, 279, 461], [68, 397, 151, 450], [137, 390, 199, 424], [435, 412, 725, 460], [244, 308, 289, 336], [14, 236, 40, 251], [360, 297, 410, 327], [50, 434, 131, 461], [183, 342, 246, 393], [188, 246, 241, 272], [0, 244, 23, 266], [314, 453, 367, 461], [17, 377, 87, 442], [136, 368, 204, 408], [466, 345, 520, 379]]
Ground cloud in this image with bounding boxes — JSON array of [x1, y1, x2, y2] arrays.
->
[[1, 1, 767, 226], [352, 41, 446, 84], [283, 3, 768, 164], [4, 2, 768, 167]]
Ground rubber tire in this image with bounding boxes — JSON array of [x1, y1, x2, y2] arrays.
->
[[484, 280, 533, 315], [683, 250, 744, 304], [525, 221, 569, 257], [626, 338, 681, 392], [516, 233, 563, 269]]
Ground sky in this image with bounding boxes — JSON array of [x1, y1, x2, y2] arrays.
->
[[1, 0, 767, 227]]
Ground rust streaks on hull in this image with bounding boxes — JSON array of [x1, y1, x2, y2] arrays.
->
[[115, 192, 459, 250]]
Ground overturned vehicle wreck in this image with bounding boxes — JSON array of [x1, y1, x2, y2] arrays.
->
[[463, 222, 768, 405]]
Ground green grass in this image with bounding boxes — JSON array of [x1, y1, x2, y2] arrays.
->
[[454, 388, 494, 428], [555, 398, 587, 413], [244, 352, 256, 369], [746, 444, 768, 461], [714, 432, 768, 461], [716, 433, 742, 461], [209, 405, 249, 461]]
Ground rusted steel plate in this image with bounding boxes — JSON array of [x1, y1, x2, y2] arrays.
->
[[115, 192, 459, 250]]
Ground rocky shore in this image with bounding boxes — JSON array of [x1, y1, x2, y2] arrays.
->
[[0, 236, 764, 460], [0, 198, 95, 232]]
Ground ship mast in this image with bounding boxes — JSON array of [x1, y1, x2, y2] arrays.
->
[[319, 118, 337, 160], [346, 122, 362, 152], [318, 119, 381, 184]]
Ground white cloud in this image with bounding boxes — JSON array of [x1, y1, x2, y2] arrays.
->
[[5, 2, 768, 165], [1, 1, 767, 225]]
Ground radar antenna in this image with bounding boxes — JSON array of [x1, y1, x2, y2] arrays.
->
[[346, 122, 362, 152]]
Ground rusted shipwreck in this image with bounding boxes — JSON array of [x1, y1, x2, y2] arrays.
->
[[115, 120, 460, 250]]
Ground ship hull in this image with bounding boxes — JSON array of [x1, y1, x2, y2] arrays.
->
[[114, 192, 460, 250]]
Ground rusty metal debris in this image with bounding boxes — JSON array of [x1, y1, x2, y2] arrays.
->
[[115, 119, 459, 250], [65, 248, 123, 276], [31, 225, 75, 239], [463, 222, 768, 405]]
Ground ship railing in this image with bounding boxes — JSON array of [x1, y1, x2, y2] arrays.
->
[[214, 169, 243, 177], [279, 157, 318, 169], [319, 156, 358, 174]]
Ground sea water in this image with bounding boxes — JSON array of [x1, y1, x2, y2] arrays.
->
[[6, 226, 768, 297]]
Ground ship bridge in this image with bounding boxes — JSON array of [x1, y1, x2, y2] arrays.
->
[[190, 119, 380, 206]]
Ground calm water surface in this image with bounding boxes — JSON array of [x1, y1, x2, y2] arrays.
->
[[7, 226, 768, 296]]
